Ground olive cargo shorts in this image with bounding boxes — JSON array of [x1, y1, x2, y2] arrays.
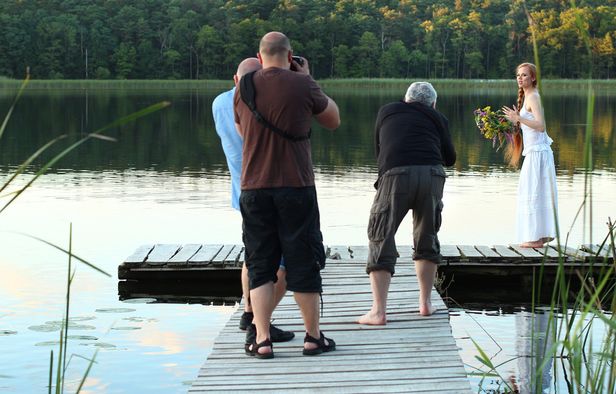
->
[[366, 165, 446, 275]]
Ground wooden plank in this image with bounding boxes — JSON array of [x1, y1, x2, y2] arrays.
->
[[211, 244, 236, 266], [347, 245, 369, 261], [493, 245, 522, 258], [124, 244, 154, 264], [474, 245, 500, 258], [556, 245, 593, 260], [190, 377, 471, 393], [224, 245, 243, 267], [457, 245, 484, 258], [326, 245, 351, 260], [440, 244, 460, 258], [189, 244, 223, 264], [582, 243, 614, 258], [146, 244, 181, 265], [534, 245, 560, 258], [510, 244, 543, 258], [168, 244, 202, 266]]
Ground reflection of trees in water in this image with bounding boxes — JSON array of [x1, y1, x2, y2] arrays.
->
[[0, 90, 614, 172], [513, 310, 554, 394]]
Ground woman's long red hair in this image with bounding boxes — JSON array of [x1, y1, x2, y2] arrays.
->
[[505, 63, 537, 168]]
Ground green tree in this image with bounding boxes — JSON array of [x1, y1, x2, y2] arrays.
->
[[114, 42, 137, 79], [352, 31, 380, 78], [380, 40, 409, 78]]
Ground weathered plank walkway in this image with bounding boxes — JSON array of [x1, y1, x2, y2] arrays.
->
[[189, 249, 472, 393], [118, 243, 614, 281]]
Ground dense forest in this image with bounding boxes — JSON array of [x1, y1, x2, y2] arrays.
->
[[0, 0, 614, 80]]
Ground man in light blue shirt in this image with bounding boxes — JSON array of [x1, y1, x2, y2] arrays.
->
[[212, 57, 293, 343], [212, 86, 242, 210]]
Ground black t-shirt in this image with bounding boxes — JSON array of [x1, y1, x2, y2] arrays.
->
[[375, 100, 456, 178]]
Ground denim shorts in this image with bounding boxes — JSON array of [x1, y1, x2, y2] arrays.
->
[[240, 186, 325, 292], [366, 165, 446, 275]]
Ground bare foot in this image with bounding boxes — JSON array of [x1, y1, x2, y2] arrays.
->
[[419, 302, 437, 316], [357, 311, 387, 325], [520, 241, 544, 248]]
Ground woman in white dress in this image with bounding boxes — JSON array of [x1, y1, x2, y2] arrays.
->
[[502, 63, 558, 248]]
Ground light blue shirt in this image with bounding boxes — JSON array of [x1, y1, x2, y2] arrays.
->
[[212, 87, 242, 210]]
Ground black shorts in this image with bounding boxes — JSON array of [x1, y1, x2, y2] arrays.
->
[[240, 186, 325, 293]]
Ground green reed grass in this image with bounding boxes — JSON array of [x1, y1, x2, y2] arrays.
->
[[0, 78, 614, 97], [0, 79, 231, 92]]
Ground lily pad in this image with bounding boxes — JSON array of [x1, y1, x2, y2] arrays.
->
[[68, 316, 97, 322], [95, 308, 136, 314], [81, 342, 116, 349], [122, 317, 158, 323], [111, 326, 141, 331], [67, 335, 98, 341], [43, 321, 96, 331], [35, 341, 61, 347], [121, 298, 156, 304], [28, 324, 60, 332], [0, 330, 17, 336]]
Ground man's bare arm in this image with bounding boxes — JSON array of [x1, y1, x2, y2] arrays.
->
[[314, 97, 340, 130]]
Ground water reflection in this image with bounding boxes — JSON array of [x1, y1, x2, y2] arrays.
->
[[513, 311, 553, 394], [0, 87, 614, 173], [1, 87, 615, 393], [452, 307, 611, 394]]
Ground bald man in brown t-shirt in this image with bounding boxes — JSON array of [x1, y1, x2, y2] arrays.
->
[[234, 31, 340, 359]]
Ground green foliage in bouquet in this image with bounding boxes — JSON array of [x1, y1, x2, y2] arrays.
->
[[473, 106, 515, 151]]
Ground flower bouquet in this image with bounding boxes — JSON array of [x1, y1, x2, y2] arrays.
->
[[473, 106, 514, 151]]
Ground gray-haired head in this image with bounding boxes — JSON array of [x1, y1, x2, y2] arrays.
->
[[404, 82, 437, 107]]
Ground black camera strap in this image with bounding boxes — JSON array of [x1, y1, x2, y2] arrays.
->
[[239, 71, 311, 142]]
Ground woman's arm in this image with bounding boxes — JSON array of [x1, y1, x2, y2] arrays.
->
[[502, 93, 545, 133], [502, 92, 546, 132], [522, 93, 546, 132]]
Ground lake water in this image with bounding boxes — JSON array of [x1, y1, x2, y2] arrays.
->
[[0, 85, 614, 393]]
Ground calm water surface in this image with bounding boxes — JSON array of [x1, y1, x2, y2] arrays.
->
[[0, 86, 614, 393]]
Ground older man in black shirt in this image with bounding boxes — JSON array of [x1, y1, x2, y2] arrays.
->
[[358, 81, 456, 325]]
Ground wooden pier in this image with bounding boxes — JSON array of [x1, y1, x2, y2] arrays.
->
[[118, 243, 614, 305], [117, 243, 614, 391], [118, 243, 614, 283], [189, 250, 472, 393]]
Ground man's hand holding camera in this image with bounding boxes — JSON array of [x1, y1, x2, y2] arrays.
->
[[291, 55, 309, 75]]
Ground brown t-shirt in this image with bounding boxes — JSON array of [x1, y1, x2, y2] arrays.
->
[[234, 67, 329, 190]]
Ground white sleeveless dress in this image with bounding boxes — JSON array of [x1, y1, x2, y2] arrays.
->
[[516, 106, 558, 243]]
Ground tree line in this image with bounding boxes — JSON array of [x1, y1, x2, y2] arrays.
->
[[0, 0, 614, 80]]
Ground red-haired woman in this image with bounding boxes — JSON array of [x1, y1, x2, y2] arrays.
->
[[502, 63, 558, 248]]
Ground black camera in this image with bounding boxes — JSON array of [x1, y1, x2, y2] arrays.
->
[[292, 55, 304, 67]]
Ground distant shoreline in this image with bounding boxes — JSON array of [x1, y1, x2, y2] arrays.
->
[[0, 78, 614, 94]]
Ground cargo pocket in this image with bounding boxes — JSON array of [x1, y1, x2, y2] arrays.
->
[[430, 166, 446, 198], [367, 201, 390, 242], [309, 229, 326, 270], [434, 200, 444, 233]]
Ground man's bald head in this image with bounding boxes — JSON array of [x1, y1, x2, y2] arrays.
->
[[259, 32, 291, 57], [236, 57, 261, 78], [233, 57, 261, 86]]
